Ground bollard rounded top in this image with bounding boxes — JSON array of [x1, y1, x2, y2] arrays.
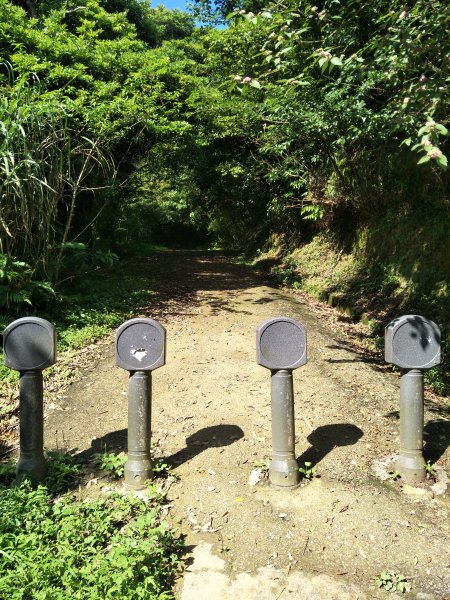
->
[[3, 317, 56, 371], [385, 314, 440, 370], [116, 318, 166, 371], [256, 316, 307, 370]]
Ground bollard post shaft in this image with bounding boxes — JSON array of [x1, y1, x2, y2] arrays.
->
[[396, 368, 425, 484], [17, 370, 46, 484], [124, 370, 152, 490], [385, 315, 440, 487], [269, 369, 299, 487], [256, 317, 306, 489], [116, 318, 166, 489], [3, 317, 56, 484]]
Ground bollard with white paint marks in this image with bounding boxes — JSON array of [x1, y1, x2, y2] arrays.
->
[[116, 318, 166, 489]]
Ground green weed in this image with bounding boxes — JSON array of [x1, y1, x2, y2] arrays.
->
[[0, 460, 15, 486], [298, 461, 317, 480], [94, 450, 127, 480], [375, 570, 411, 593], [424, 366, 447, 396], [58, 323, 111, 349], [253, 457, 270, 470], [424, 461, 436, 478], [387, 470, 401, 481], [152, 459, 177, 480], [44, 450, 81, 494], [0, 451, 182, 599]]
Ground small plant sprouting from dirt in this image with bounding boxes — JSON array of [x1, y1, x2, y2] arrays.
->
[[94, 450, 127, 479], [0, 459, 15, 486], [375, 570, 411, 593], [298, 461, 317, 480], [152, 458, 180, 481], [44, 450, 80, 493], [424, 460, 437, 481], [253, 457, 270, 471]]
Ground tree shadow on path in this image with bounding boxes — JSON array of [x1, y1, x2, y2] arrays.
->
[[382, 413, 450, 464], [130, 250, 277, 319], [424, 419, 450, 464]]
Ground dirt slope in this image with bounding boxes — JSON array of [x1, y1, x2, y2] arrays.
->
[[43, 251, 450, 599]]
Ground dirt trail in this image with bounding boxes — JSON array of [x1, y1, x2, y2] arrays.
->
[[44, 251, 450, 599]]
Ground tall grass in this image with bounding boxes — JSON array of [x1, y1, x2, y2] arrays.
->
[[0, 63, 115, 286]]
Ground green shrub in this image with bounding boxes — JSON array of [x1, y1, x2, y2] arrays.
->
[[0, 452, 182, 599], [0, 254, 54, 312]]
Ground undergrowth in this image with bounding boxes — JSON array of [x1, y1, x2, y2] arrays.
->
[[0, 452, 182, 599], [0, 261, 158, 453], [0, 263, 156, 380], [50, 267, 157, 351], [260, 232, 449, 396]]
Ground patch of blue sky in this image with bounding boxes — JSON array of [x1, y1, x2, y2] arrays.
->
[[152, 0, 190, 11], [152, 0, 227, 28]]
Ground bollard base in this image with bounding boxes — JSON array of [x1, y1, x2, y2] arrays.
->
[[16, 453, 46, 485], [124, 453, 152, 490], [396, 452, 426, 485], [269, 454, 300, 488]]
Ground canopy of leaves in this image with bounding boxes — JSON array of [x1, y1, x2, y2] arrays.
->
[[0, 0, 448, 374]]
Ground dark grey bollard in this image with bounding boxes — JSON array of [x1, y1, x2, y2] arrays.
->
[[3, 317, 56, 484], [116, 318, 166, 490], [385, 315, 440, 484], [256, 317, 307, 488]]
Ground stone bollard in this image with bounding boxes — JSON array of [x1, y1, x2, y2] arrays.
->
[[385, 315, 440, 484], [3, 317, 56, 484], [116, 318, 166, 489], [256, 317, 307, 488]]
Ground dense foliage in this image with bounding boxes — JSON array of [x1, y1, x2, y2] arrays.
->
[[0, 454, 182, 599], [0, 0, 449, 386]]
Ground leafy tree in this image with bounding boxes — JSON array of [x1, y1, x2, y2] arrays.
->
[[101, 0, 158, 45], [150, 5, 195, 42], [190, 0, 265, 24]]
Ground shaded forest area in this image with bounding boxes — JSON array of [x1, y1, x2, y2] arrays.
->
[[0, 0, 449, 390]]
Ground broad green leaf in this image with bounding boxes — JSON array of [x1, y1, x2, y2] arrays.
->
[[437, 155, 448, 168], [436, 124, 448, 135]]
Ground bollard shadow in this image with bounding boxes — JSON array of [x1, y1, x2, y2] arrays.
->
[[424, 420, 450, 464], [75, 429, 128, 464], [297, 423, 364, 468], [381, 412, 450, 464], [74, 424, 245, 470], [166, 424, 244, 468]]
